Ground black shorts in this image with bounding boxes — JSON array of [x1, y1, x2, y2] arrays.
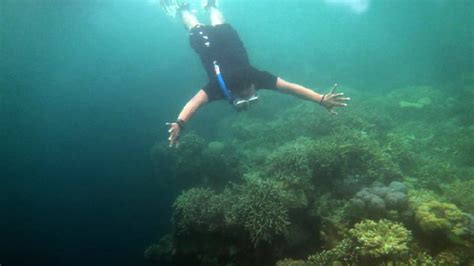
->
[[189, 24, 250, 80], [189, 24, 278, 102]]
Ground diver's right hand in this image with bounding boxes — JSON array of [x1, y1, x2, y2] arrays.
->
[[166, 122, 181, 148]]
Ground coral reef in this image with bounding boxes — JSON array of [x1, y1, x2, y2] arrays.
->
[[147, 84, 474, 265], [347, 181, 410, 221], [264, 137, 317, 184], [172, 187, 225, 234], [306, 239, 355, 265], [442, 178, 474, 214], [349, 219, 411, 259], [227, 178, 291, 246], [415, 199, 471, 245], [144, 234, 173, 265], [275, 259, 312, 266], [151, 132, 242, 189], [283, 220, 412, 265]]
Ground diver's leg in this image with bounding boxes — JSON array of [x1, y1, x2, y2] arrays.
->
[[202, 0, 223, 26], [208, 6, 224, 26], [179, 5, 200, 30]]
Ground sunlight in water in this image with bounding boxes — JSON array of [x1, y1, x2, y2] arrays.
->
[[325, 0, 370, 14]]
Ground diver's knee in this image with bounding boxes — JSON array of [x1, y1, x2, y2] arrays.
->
[[209, 7, 224, 26]]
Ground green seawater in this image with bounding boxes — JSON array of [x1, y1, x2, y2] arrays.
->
[[1, 0, 472, 265]]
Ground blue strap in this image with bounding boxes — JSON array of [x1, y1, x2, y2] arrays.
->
[[213, 61, 233, 103]]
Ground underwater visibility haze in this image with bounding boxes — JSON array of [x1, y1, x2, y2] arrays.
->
[[1, 0, 473, 265]]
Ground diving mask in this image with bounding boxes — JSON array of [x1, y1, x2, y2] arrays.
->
[[233, 94, 259, 111]]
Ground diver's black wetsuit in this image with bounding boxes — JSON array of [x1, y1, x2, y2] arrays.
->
[[189, 24, 277, 102]]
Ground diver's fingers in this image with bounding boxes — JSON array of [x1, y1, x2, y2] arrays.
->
[[332, 92, 344, 97], [330, 83, 338, 94], [328, 108, 338, 115], [338, 97, 351, 101], [169, 135, 176, 148], [332, 101, 348, 107], [168, 128, 174, 133]]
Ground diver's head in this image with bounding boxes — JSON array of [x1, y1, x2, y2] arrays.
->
[[224, 68, 259, 111], [234, 82, 255, 98], [232, 83, 259, 111]]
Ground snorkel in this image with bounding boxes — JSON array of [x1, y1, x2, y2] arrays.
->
[[213, 61, 233, 103], [213, 61, 259, 111]]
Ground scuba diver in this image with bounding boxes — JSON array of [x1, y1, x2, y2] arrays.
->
[[163, 0, 350, 147]]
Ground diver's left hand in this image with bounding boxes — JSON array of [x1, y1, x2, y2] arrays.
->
[[319, 84, 351, 115]]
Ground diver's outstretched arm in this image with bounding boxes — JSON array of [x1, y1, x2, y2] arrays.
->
[[276, 78, 350, 115], [166, 89, 209, 147]]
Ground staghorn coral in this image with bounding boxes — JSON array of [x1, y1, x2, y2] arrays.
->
[[264, 137, 317, 184], [172, 187, 225, 234], [263, 137, 318, 209], [349, 219, 412, 259], [312, 129, 403, 185], [306, 239, 356, 265], [227, 178, 291, 246]]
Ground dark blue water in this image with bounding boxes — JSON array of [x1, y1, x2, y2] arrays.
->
[[1, 0, 472, 265]]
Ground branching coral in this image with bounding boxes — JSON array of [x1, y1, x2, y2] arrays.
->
[[146, 81, 474, 266], [227, 178, 291, 246], [349, 219, 412, 259], [172, 187, 225, 234], [264, 137, 317, 183], [307, 239, 356, 265], [312, 129, 403, 184], [144, 234, 173, 265]]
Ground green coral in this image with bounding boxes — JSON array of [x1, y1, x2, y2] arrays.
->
[[151, 83, 474, 265], [315, 129, 402, 184], [276, 259, 313, 266], [442, 178, 474, 214], [434, 249, 464, 265], [264, 137, 317, 183], [227, 178, 290, 246], [144, 234, 173, 265], [407, 251, 435, 265], [151, 132, 242, 188], [305, 220, 411, 265], [415, 199, 471, 244], [349, 219, 412, 259], [172, 187, 225, 234], [307, 239, 356, 265]]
